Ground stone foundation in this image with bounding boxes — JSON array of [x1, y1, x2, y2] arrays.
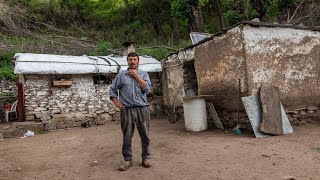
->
[[172, 105, 320, 129]]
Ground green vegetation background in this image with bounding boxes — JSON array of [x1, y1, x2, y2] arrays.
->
[[1, 0, 319, 80]]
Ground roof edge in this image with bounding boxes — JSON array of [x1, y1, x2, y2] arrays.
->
[[165, 20, 320, 60]]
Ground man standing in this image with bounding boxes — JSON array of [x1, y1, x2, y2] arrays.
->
[[109, 52, 152, 171]]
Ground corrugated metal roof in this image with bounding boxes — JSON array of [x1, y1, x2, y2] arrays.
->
[[14, 53, 162, 74]]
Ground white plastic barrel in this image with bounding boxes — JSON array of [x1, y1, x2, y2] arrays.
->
[[183, 96, 208, 132]]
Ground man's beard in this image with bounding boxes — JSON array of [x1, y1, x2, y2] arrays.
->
[[129, 64, 138, 69]]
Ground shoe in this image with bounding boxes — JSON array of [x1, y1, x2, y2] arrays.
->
[[142, 159, 151, 168], [118, 160, 132, 171]]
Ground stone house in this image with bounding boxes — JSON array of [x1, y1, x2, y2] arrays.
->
[[162, 20, 320, 127], [13, 53, 162, 131]]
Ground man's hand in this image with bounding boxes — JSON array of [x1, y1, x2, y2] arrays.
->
[[128, 69, 147, 90], [111, 98, 125, 110], [128, 69, 138, 78]]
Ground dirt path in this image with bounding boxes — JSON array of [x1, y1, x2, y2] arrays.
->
[[1, 118, 320, 180]]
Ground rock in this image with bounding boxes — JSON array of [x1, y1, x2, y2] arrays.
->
[[299, 111, 307, 116], [57, 103, 66, 108], [285, 110, 299, 114], [307, 110, 315, 114], [34, 108, 47, 112], [289, 118, 298, 125], [307, 106, 318, 111], [44, 123, 56, 131], [96, 111, 103, 114], [56, 123, 67, 129], [78, 104, 86, 108], [13, 121, 44, 132], [36, 91, 48, 96], [95, 113, 112, 125], [112, 112, 121, 121], [87, 113, 94, 118], [0, 126, 21, 138], [251, 18, 260, 22], [108, 110, 116, 115], [51, 113, 86, 129], [292, 114, 300, 118], [25, 115, 35, 121], [0, 132, 3, 139]]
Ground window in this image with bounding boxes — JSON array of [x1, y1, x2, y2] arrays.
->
[[93, 75, 110, 85]]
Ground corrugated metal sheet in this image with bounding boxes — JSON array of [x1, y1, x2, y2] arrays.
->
[[14, 53, 162, 74]]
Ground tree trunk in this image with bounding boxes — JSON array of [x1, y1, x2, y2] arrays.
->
[[172, 22, 180, 45], [152, 19, 164, 38], [189, 6, 204, 32], [124, 0, 131, 41]]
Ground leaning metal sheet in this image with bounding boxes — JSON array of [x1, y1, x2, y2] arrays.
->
[[242, 95, 269, 138], [280, 104, 293, 134], [242, 95, 293, 138]]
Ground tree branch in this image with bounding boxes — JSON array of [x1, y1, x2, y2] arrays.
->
[[288, 0, 307, 23]]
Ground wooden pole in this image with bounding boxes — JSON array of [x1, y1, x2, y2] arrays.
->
[[18, 75, 25, 121]]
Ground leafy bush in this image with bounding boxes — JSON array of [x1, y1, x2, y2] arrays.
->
[[224, 10, 242, 25], [91, 42, 121, 56], [0, 51, 17, 80], [137, 47, 173, 61]]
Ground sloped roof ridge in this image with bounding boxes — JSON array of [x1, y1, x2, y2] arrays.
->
[[166, 20, 320, 58]]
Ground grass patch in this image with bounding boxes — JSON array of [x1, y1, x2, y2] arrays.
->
[[311, 147, 320, 153], [38, 130, 47, 134]]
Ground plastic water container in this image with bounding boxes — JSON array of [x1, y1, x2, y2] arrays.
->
[[183, 96, 208, 131]]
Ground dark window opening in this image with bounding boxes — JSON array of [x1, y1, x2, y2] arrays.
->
[[183, 60, 198, 96], [93, 75, 111, 85]]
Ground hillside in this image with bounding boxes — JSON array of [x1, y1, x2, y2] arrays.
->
[[1, 0, 320, 79]]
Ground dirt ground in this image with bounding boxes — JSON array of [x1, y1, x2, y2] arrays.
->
[[1, 117, 320, 180]]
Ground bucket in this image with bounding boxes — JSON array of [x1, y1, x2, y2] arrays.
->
[[183, 96, 208, 131]]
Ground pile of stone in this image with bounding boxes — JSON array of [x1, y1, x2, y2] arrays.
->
[[286, 106, 319, 125]]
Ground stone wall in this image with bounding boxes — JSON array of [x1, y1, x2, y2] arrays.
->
[[22, 73, 162, 131], [0, 79, 17, 94], [0, 79, 18, 122], [0, 72, 162, 137], [148, 72, 164, 117], [23, 74, 116, 130]]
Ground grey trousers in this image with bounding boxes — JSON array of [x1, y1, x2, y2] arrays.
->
[[121, 106, 150, 161]]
